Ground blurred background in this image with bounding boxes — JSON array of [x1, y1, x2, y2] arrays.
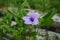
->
[[0, 0, 60, 32], [0, 0, 60, 40]]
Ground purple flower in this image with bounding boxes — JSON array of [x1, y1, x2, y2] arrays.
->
[[22, 11, 40, 25]]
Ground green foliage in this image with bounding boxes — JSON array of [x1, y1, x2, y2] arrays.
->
[[0, 0, 60, 12], [28, 0, 51, 11], [40, 8, 57, 27], [0, 0, 58, 40]]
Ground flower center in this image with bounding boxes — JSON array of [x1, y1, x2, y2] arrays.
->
[[30, 17, 34, 22]]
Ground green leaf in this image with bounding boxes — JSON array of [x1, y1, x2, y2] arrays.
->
[[43, 8, 57, 19], [12, 29, 18, 37], [40, 8, 56, 26], [41, 19, 53, 26]]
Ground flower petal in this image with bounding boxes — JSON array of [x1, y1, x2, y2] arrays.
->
[[22, 16, 30, 21], [24, 20, 32, 24], [28, 11, 40, 18], [32, 18, 39, 25], [22, 16, 32, 24]]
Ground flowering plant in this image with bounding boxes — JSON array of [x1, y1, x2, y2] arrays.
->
[[22, 11, 40, 25], [0, 0, 57, 40]]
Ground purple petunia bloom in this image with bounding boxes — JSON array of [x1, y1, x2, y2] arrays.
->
[[22, 11, 40, 25]]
